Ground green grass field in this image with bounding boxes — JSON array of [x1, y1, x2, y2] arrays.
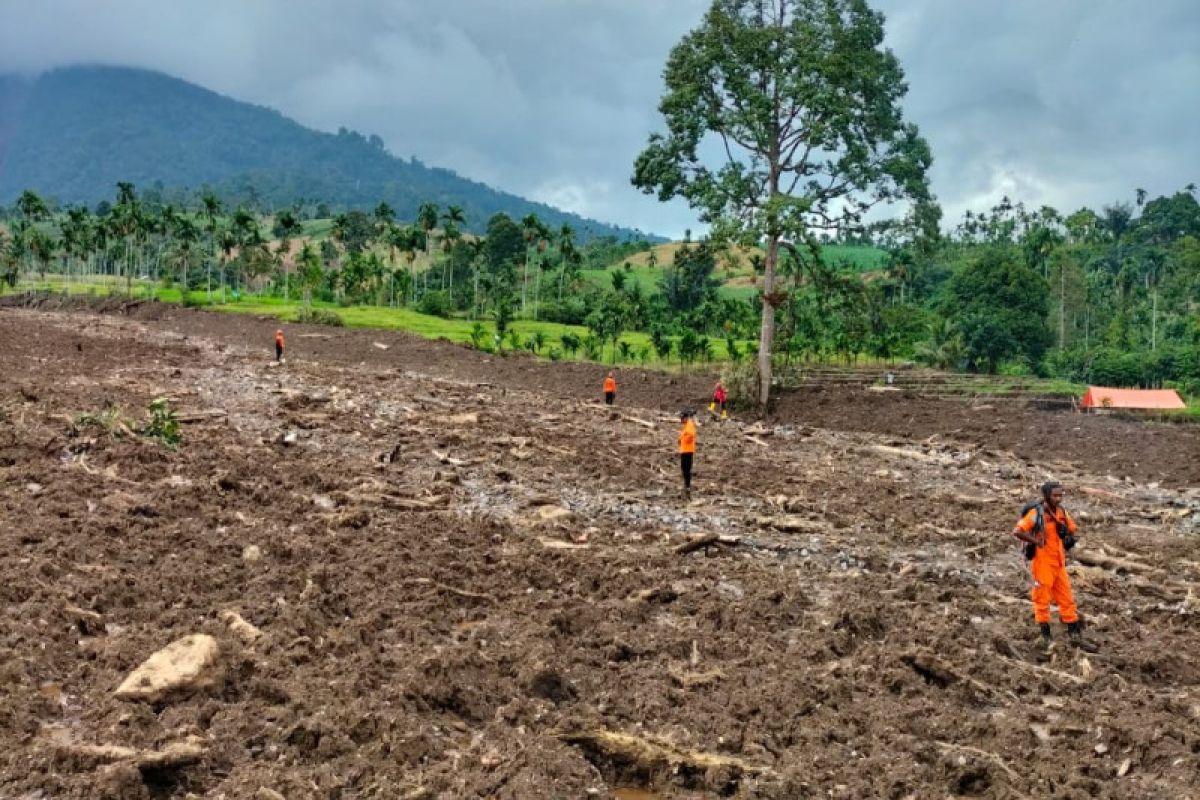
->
[[8, 278, 748, 367], [584, 241, 888, 300]]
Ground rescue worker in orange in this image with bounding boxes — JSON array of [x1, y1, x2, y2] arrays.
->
[[274, 329, 285, 362], [603, 371, 617, 406], [678, 409, 697, 499], [1012, 481, 1092, 650]]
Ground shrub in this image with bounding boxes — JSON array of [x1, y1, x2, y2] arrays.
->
[[722, 361, 760, 409], [468, 322, 488, 350], [142, 398, 181, 448], [417, 289, 453, 318], [295, 307, 345, 326]]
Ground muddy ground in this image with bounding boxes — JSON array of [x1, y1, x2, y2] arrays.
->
[[0, 300, 1198, 799]]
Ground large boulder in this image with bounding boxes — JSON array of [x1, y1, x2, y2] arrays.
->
[[114, 634, 221, 702]]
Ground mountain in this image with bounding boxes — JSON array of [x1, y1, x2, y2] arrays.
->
[[0, 66, 656, 241]]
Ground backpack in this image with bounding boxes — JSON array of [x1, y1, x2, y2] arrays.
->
[[1020, 501, 1076, 560]]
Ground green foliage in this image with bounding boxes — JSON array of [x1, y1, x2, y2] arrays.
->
[[295, 306, 345, 326], [417, 289, 453, 318], [581, 334, 603, 361], [73, 403, 128, 438], [633, 0, 931, 403], [468, 321, 488, 350], [559, 332, 582, 357], [945, 248, 1051, 372], [721, 361, 759, 409], [142, 398, 181, 448]]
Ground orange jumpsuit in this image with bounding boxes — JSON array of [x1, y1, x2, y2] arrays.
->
[[1017, 505, 1079, 624]]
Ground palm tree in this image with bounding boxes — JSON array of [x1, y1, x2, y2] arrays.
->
[[111, 183, 144, 295], [200, 191, 223, 301], [275, 209, 302, 301], [297, 240, 323, 306], [417, 202, 439, 261], [171, 216, 199, 295], [557, 224, 576, 301], [520, 213, 543, 314]]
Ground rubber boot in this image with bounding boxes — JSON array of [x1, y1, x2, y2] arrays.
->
[[1067, 621, 1098, 653], [1039, 623, 1052, 646]]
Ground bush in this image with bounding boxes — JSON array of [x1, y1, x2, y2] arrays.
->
[[417, 290, 453, 318], [722, 361, 760, 409], [539, 298, 590, 325], [295, 307, 345, 327], [142, 398, 181, 448], [181, 292, 208, 309]]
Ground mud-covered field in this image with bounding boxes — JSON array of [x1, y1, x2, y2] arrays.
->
[[1, 299, 1198, 799]]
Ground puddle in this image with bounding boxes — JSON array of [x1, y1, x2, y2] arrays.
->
[[613, 790, 660, 800]]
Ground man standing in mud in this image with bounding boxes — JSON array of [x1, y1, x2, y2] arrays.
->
[[603, 371, 617, 406], [678, 409, 696, 499], [1012, 481, 1093, 650], [275, 329, 285, 363]]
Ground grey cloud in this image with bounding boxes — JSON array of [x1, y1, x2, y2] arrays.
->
[[1, 1, 1197, 238]]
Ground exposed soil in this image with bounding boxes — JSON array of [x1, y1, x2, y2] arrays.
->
[[1, 299, 1198, 799]]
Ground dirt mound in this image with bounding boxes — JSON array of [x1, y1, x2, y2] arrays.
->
[[1, 306, 1198, 798], [0, 291, 173, 320]]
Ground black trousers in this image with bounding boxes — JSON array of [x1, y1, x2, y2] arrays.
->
[[604, 392, 614, 406], [680, 452, 693, 489], [275, 343, 283, 361]]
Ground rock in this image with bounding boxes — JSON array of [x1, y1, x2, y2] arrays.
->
[[1117, 758, 1132, 777], [537, 505, 573, 523], [716, 581, 745, 600], [312, 495, 337, 511], [26, 482, 44, 495], [256, 789, 286, 800], [114, 634, 221, 702], [1094, 743, 1108, 755], [219, 610, 263, 644], [242, 545, 263, 563]]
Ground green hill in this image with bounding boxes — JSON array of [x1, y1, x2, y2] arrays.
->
[[0, 66, 656, 242]]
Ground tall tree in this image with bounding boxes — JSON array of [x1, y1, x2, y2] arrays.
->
[[633, 0, 931, 405]]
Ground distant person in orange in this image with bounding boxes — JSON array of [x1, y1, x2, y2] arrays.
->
[[603, 371, 617, 406], [678, 409, 697, 499], [274, 329, 285, 362], [1012, 481, 1093, 650], [710, 380, 728, 419]]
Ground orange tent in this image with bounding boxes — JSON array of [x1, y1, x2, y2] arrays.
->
[[1081, 386, 1185, 410]]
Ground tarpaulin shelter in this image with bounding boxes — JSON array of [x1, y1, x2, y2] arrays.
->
[[1081, 386, 1186, 411]]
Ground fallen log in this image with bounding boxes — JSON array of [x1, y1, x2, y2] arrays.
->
[[755, 515, 829, 534], [867, 444, 951, 465], [59, 736, 207, 768], [999, 655, 1087, 686], [561, 729, 772, 779], [901, 651, 997, 698], [1072, 549, 1155, 575], [175, 409, 228, 424], [675, 534, 741, 556]]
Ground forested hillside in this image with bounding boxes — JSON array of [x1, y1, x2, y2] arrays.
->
[[0, 66, 650, 242]]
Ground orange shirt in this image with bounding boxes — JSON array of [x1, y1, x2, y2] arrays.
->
[[679, 419, 696, 454], [1017, 504, 1077, 567], [603, 377, 617, 393], [275, 332, 285, 348]]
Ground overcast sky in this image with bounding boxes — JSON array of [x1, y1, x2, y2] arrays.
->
[[2, 0, 1197, 238]]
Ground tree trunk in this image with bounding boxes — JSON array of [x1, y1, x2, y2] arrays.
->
[[757, 236, 781, 406], [1059, 262, 1066, 350], [1151, 284, 1157, 351]]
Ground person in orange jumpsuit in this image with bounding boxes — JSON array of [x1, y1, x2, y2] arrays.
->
[[603, 371, 617, 406], [1012, 481, 1091, 649], [274, 329, 285, 362], [678, 409, 697, 499]]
